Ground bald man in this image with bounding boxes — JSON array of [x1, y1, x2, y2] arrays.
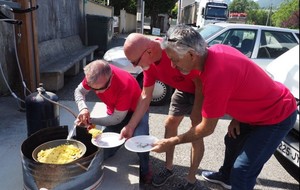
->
[[119, 33, 204, 189]]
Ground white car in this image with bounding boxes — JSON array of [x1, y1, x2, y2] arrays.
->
[[198, 23, 299, 70], [104, 24, 299, 105], [266, 45, 299, 182]]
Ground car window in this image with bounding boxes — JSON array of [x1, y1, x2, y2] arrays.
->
[[295, 33, 299, 40], [207, 29, 257, 58], [257, 30, 298, 59], [198, 24, 224, 40]]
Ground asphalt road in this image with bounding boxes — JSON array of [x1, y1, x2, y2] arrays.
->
[[57, 77, 299, 189], [55, 34, 299, 190]]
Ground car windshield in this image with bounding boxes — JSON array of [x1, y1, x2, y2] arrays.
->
[[198, 24, 224, 40]]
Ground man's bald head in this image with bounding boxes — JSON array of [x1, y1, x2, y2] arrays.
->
[[124, 33, 151, 61]]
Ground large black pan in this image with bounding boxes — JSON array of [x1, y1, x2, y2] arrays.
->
[[32, 139, 86, 164]]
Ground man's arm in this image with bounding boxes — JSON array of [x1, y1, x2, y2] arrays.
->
[[74, 83, 90, 125], [227, 119, 240, 139], [120, 85, 154, 139], [190, 77, 203, 127], [152, 117, 219, 153], [91, 109, 128, 126]]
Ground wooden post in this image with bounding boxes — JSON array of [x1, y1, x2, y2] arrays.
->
[[14, 0, 39, 98]]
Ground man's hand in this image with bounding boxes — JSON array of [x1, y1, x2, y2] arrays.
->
[[151, 137, 176, 153], [227, 119, 240, 139], [120, 125, 135, 140], [76, 108, 90, 126]]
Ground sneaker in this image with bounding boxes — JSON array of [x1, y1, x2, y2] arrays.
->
[[152, 168, 174, 187], [201, 171, 231, 189], [140, 170, 153, 184], [176, 180, 204, 190]]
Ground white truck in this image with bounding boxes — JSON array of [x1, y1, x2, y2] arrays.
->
[[181, 0, 228, 28]]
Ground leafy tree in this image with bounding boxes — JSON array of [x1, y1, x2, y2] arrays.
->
[[281, 10, 299, 29], [228, 0, 276, 26], [109, 0, 137, 15], [229, 0, 259, 13], [109, 0, 177, 28], [247, 9, 271, 25], [170, 2, 178, 19], [144, 0, 177, 28], [271, 0, 299, 29]]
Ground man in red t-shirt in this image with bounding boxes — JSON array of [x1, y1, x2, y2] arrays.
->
[[152, 25, 297, 190], [121, 33, 203, 188], [74, 60, 151, 184]]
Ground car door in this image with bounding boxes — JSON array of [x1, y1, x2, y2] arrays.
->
[[252, 30, 299, 69]]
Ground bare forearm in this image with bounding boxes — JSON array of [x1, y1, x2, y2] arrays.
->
[[190, 78, 203, 127], [127, 95, 151, 128], [171, 118, 218, 145]]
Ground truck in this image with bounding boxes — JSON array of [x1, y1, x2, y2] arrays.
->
[[181, 0, 229, 28]]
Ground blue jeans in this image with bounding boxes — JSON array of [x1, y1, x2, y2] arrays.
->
[[220, 111, 297, 190], [103, 111, 150, 175]]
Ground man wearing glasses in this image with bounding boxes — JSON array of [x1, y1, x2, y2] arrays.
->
[[120, 33, 204, 189], [74, 59, 152, 184], [152, 24, 297, 190]]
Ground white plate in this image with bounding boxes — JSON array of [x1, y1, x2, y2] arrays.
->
[[125, 135, 159, 153], [91, 132, 125, 148]]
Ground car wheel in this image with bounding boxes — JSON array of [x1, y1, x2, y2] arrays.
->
[[151, 81, 173, 106], [274, 151, 299, 182], [136, 75, 173, 106]]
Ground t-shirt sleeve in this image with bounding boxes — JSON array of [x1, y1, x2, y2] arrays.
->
[[143, 67, 157, 87]]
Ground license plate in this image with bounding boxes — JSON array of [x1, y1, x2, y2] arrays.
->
[[277, 140, 299, 167]]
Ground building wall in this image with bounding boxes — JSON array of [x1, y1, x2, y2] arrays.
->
[[36, 0, 83, 42], [86, 1, 113, 17], [0, 0, 136, 95], [119, 10, 136, 33]]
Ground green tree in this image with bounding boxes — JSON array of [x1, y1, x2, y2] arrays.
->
[[229, 0, 273, 25], [271, 0, 299, 29], [109, 0, 137, 15], [144, 0, 177, 28], [247, 9, 270, 25], [109, 0, 177, 28], [170, 2, 178, 19], [229, 0, 259, 13]]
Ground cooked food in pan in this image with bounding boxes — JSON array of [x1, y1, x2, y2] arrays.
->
[[37, 144, 83, 164]]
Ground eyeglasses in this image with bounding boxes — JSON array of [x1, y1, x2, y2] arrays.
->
[[131, 49, 148, 66], [88, 74, 112, 91]]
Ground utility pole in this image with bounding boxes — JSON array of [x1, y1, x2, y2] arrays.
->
[[266, 3, 272, 26], [14, 0, 39, 98], [136, 0, 144, 33], [177, 0, 182, 24]]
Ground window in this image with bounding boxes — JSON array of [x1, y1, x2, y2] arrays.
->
[[207, 29, 257, 57], [257, 30, 298, 59]]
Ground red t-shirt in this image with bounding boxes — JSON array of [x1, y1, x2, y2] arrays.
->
[[200, 44, 296, 125], [82, 65, 141, 115], [143, 39, 195, 94]]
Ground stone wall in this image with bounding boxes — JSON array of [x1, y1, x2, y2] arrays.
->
[[0, 5, 18, 95], [0, 0, 84, 95]]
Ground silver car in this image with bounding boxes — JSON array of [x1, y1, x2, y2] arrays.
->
[[198, 23, 299, 70], [266, 45, 299, 182]]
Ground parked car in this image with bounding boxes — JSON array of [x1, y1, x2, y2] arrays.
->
[[103, 46, 173, 106], [266, 45, 299, 182], [198, 23, 299, 70], [104, 24, 299, 105]]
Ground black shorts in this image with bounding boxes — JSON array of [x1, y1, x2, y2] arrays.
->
[[168, 89, 194, 116]]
